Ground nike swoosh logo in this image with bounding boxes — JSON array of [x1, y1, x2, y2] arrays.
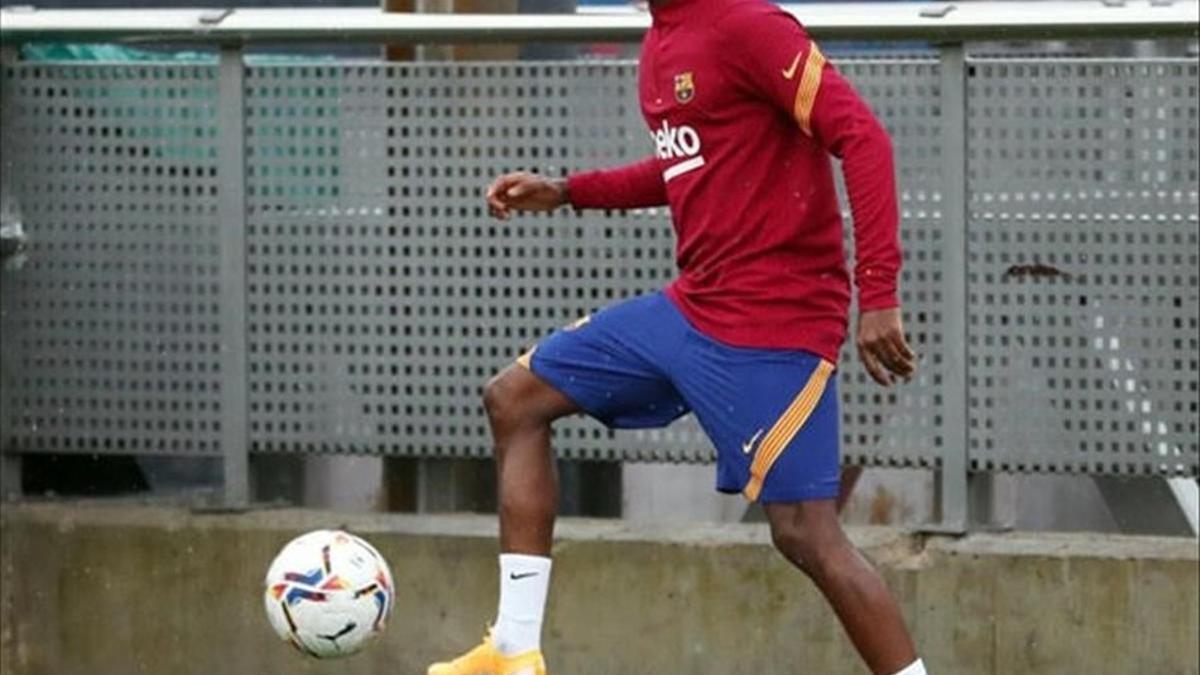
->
[[317, 621, 357, 642], [781, 51, 803, 80], [509, 572, 539, 580], [741, 428, 765, 455]]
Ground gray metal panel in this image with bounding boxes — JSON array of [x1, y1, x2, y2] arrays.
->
[[242, 58, 949, 466], [966, 58, 1199, 476], [0, 62, 227, 456], [2, 56, 1196, 478]]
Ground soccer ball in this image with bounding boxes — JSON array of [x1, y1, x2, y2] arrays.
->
[[263, 530, 394, 658]]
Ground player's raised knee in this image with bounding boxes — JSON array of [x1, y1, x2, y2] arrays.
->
[[483, 367, 524, 425], [484, 361, 581, 433]]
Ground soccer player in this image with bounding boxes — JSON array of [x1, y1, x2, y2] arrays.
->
[[427, 0, 925, 672]]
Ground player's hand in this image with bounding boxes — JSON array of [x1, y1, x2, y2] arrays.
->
[[856, 307, 916, 387], [485, 171, 568, 220]]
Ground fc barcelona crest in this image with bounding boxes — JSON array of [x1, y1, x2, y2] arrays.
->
[[674, 72, 695, 104]]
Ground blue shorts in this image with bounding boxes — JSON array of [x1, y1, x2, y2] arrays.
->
[[517, 292, 840, 503]]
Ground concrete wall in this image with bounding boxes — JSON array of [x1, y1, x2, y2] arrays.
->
[[2, 502, 1196, 675]]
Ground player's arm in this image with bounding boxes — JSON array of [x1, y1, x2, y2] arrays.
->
[[722, 7, 915, 386], [485, 157, 667, 220], [809, 59, 916, 386]]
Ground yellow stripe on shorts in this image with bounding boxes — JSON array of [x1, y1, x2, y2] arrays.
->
[[515, 346, 536, 369], [743, 359, 835, 502]]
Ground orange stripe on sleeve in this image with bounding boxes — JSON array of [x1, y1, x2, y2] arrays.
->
[[743, 359, 835, 502], [792, 44, 826, 136]]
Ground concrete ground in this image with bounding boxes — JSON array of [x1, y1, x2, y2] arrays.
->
[[1, 501, 1197, 675]]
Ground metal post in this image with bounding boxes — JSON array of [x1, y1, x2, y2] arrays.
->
[[0, 43, 21, 501], [217, 46, 250, 509], [968, 472, 1016, 531], [929, 43, 970, 534]]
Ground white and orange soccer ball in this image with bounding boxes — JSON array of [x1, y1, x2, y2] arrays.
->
[[263, 530, 394, 658]]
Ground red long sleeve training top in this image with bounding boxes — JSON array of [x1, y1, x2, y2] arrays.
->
[[566, 0, 901, 363]]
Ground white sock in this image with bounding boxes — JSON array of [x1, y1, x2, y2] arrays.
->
[[493, 553, 552, 656], [892, 659, 927, 675]]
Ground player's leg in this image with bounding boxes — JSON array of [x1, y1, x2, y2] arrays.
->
[[837, 465, 864, 512], [430, 293, 689, 675], [764, 500, 922, 675], [484, 363, 581, 556], [752, 378, 922, 674], [673, 327, 925, 675], [489, 293, 688, 557], [427, 365, 577, 675]]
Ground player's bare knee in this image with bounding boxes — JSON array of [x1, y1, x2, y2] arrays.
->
[[770, 518, 844, 576], [769, 521, 811, 569], [483, 366, 550, 433], [483, 369, 524, 428]]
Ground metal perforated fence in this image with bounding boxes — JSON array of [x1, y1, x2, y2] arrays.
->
[[0, 63, 227, 457], [1, 55, 1197, 483], [966, 59, 1199, 475]]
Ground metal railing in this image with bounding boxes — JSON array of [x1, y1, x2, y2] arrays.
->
[[1, 4, 1197, 530], [1, 2, 1198, 43]]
